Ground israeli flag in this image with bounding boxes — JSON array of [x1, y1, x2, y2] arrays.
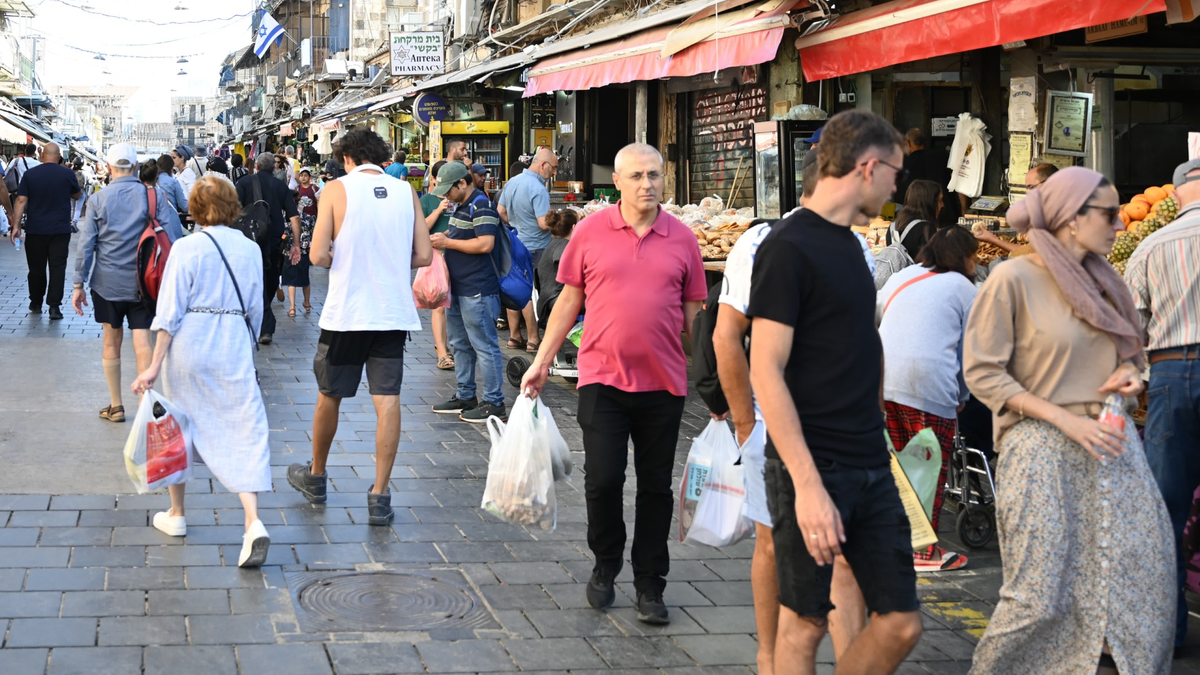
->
[[254, 12, 285, 59]]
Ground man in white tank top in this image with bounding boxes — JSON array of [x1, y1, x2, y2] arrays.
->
[[286, 129, 433, 526]]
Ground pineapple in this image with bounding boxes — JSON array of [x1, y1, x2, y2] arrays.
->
[[1111, 259, 1127, 276], [1109, 230, 1143, 263], [1140, 217, 1166, 236], [1153, 196, 1179, 222]]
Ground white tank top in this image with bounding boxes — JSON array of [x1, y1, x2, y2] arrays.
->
[[319, 164, 422, 332]]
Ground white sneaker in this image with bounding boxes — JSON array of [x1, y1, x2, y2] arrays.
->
[[238, 520, 270, 568], [152, 511, 187, 537]]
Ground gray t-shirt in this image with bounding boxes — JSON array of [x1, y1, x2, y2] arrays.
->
[[497, 168, 551, 251]]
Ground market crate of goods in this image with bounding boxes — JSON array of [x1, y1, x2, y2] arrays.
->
[[659, 196, 755, 261], [1110, 184, 1178, 275]]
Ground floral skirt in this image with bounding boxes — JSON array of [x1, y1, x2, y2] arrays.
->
[[969, 415, 1174, 675]]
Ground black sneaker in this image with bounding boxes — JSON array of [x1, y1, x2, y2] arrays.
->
[[47, 306, 63, 321], [28, 302, 40, 313], [433, 396, 477, 414], [461, 401, 505, 424], [286, 461, 327, 504], [586, 567, 617, 609], [367, 486, 394, 526], [259, 334, 273, 345], [636, 589, 669, 625]]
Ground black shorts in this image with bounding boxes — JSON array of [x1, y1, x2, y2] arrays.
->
[[92, 291, 152, 330], [765, 457, 919, 618], [313, 329, 407, 398]]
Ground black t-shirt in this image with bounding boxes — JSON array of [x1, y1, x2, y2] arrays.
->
[[745, 208, 887, 467], [17, 163, 81, 235], [235, 172, 299, 238]]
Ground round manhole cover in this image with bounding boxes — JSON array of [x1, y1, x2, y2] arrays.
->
[[294, 572, 494, 632]]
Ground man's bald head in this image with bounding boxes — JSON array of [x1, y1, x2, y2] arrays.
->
[[532, 148, 558, 180], [613, 143, 663, 175], [41, 143, 61, 162]]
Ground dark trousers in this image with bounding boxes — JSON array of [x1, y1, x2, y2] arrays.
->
[[577, 383, 686, 594], [25, 232, 71, 309], [260, 237, 284, 337], [1143, 359, 1200, 647]]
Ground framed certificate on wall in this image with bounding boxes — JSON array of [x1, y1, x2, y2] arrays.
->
[[1044, 90, 1093, 157]]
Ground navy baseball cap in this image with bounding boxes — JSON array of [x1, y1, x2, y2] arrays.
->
[[804, 126, 823, 145], [470, 163, 489, 176]]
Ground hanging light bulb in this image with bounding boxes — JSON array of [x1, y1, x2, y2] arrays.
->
[[177, 69, 187, 76], [177, 57, 189, 64], [93, 54, 105, 61]]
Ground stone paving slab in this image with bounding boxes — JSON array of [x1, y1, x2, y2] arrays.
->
[[1, 239, 1199, 673]]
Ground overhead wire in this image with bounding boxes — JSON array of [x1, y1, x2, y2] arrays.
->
[[40, 0, 255, 26]]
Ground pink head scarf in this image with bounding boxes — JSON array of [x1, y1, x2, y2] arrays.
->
[[1006, 166, 1144, 368]]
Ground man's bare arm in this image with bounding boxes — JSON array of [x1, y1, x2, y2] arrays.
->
[[715, 305, 755, 443]]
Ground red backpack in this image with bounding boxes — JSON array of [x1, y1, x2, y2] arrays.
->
[[136, 186, 173, 316]]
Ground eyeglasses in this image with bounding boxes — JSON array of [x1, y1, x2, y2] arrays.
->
[[863, 158, 909, 187], [620, 171, 663, 182], [1081, 203, 1121, 223]]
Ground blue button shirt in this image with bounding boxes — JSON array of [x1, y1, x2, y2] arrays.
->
[[385, 162, 409, 179], [157, 173, 188, 213], [497, 169, 551, 251], [74, 176, 185, 302]]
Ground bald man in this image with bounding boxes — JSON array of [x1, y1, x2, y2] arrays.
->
[[12, 142, 81, 320], [496, 147, 558, 351], [522, 143, 706, 625]]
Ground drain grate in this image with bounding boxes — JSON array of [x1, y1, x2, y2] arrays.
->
[[285, 570, 497, 633]]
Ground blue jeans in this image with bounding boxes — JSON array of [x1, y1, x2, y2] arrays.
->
[[446, 293, 504, 406], [1144, 358, 1200, 647]]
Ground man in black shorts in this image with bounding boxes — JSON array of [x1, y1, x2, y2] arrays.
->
[[72, 142, 184, 423], [747, 109, 923, 674]]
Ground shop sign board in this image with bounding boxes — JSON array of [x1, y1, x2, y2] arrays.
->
[[932, 117, 958, 137], [390, 32, 444, 76], [413, 93, 451, 127], [1085, 16, 1148, 43], [429, 119, 442, 161], [1044, 90, 1093, 157]]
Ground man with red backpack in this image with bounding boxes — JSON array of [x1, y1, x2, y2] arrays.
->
[[72, 143, 184, 424]]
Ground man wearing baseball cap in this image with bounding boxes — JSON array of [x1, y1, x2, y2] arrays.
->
[[470, 163, 489, 194], [72, 142, 184, 424], [11, 142, 79, 321], [1126, 158, 1200, 650], [429, 160, 507, 423]]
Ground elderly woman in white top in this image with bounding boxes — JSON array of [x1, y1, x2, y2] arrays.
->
[[171, 144, 205, 198], [132, 175, 273, 568]]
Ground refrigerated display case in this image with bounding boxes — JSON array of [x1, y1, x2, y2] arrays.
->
[[441, 121, 510, 181], [753, 120, 824, 219]]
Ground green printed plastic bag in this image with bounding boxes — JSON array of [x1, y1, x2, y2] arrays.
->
[[886, 428, 941, 522], [567, 321, 584, 348]]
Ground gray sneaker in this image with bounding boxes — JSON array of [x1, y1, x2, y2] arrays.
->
[[460, 401, 505, 424], [287, 462, 327, 504], [433, 396, 478, 414], [367, 486, 394, 526]]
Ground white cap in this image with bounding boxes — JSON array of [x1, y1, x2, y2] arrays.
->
[[105, 143, 137, 169]]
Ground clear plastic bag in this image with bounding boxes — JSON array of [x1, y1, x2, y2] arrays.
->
[[124, 390, 194, 494], [413, 249, 451, 309], [482, 395, 568, 531], [681, 419, 753, 547], [888, 427, 941, 521]]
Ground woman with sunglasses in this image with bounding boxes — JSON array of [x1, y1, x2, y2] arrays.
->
[[964, 167, 1173, 674]]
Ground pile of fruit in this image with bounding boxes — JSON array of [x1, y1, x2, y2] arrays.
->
[[1111, 185, 1178, 274]]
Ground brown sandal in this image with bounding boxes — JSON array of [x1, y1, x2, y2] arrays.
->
[[437, 355, 455, 370], [100, 405, 126, 423], [288, 308, 296, 317]]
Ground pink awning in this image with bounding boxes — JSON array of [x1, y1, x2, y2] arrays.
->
[[524, 0, 803, 97], [795, 0, 1167, 82]]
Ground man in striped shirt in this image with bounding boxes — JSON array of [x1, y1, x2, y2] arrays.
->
[[1125, 158, 1200, 650]]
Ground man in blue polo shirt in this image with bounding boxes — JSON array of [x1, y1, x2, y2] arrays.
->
[[497, 147, 555, 353], [12, 142, 80, 320], [429, 161, 506, 424]]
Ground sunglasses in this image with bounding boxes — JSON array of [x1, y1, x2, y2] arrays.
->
[[1081, 204, 1121, 223]]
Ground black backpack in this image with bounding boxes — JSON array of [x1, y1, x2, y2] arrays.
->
[[232, 174, 270, 245], [692, 281, 729, 416]]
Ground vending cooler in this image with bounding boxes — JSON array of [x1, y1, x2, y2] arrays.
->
[[440, 121, 510, 181], [753, 120, 824, 219]]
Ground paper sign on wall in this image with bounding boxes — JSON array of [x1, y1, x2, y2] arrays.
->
[[1009, 132, 1034, 185], [1008, 76, 1037, 133]]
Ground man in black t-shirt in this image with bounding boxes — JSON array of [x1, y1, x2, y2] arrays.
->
[[236, 152, 302, 344], [13, 143, 80, 319], [747, 110, 922, 672]]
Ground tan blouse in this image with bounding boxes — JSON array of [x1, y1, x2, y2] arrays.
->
[[965, 256, 1121, 444]]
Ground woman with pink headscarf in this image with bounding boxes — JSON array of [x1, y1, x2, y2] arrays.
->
[[964, 167, 1173, 674]]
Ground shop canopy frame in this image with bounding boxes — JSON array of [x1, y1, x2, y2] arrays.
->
[[523, 0, 811, 96], [793, 0, 1168, 82]]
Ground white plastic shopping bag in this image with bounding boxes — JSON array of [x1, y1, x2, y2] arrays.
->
[[682, 419, 754, 547], [680, 419, 746, 543], [482, 395, 569, 531], [123, 390, 194, 494]]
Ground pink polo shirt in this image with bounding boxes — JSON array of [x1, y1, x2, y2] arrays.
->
[[557, 202, 707, 397]]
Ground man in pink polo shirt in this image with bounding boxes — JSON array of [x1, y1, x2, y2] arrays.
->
[[522, 143, 706, 625]]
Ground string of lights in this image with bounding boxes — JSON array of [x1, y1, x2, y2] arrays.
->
[[58, 43, 210, 60], [21, 15, 245, 49], [41, 0, 255, 27]]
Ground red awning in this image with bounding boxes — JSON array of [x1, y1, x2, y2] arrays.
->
[[524, 0, 804, 97], [795, 0, 1167, 82]]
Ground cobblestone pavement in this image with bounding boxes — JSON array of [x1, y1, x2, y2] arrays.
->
[[0, 238, 1197, 674]]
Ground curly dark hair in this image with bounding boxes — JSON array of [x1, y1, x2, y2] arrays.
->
[[337, 128, 390, 167], [546, 209, 580, 238]]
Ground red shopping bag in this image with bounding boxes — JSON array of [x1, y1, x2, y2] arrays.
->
[[413, 250, 451, 309], [146, 413, 189, 484], [124, 390, 193, 493]]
